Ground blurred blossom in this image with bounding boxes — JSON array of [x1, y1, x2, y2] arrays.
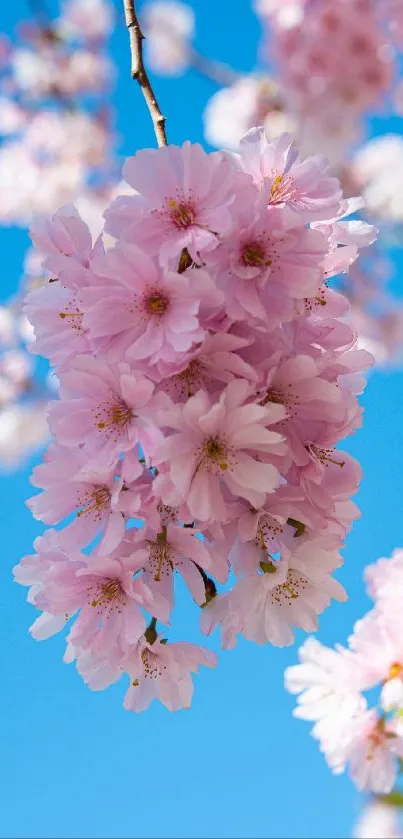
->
[[0, 0, 117, 467], [58, 0, 114, 40], [352, 135, 403, 222], [0, 404, 48, 469], [204, 75, 296, 150], [142, 1, 195, 75], [354, 801, 402, 839]]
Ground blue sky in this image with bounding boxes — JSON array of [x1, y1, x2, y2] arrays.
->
[[2, 1, 403, 837]]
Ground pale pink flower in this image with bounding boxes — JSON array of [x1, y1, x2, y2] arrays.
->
[[257, 352, 342, 421], [154, 379, 287, 521], [365, 548, 403, 608], [104, 142, 237, 262], [123, 635, 217, 712], [204, 195, 325, 322], [200, 590, 241, 650], [13, 532, 154, 656], [27, 443, 142, 552], [49, 355, 163, 466], [285, 636, 365, 744], [25, 280, 89, 368], [30, 204, 94, 280], [238, 128, 343, 221], [228, 535, 346, 647], [125, 521, 227, 618], [338, 709, 403, 794], [156, 331, 258, 400], [80, 244, 209, 364], [347, 611, 403, 709]]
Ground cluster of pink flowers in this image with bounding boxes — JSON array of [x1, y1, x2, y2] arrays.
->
[[286, 546, 403, 794], [15, 127, 375, 712], [257, 0, 396, 158], [143, 0, 403, 368]]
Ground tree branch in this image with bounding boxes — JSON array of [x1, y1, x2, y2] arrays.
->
[[122, 0, 168, 148], [189, 48, 240, 87]]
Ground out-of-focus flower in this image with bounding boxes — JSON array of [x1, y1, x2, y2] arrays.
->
[[142, 1, 195, 75]]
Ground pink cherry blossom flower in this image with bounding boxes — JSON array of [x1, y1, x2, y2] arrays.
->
[[155, 330, 258, 400], [238, 128, 343, 221], [49, 354, 163, 466], [336, 709, 403, 794], [228, 535, 346, 647], [125, 521, 227, 619], [347, 611, 403, 708], [25, 280, 89, 368], [154, 379, 287, 521], [80, 244, 209, 364], [27, 443, 142, 552], [104, 142, 238, 262], [204, 196, 326, 323], [123, 635, 217, 712], [13, 532, 154, 657], [285, 636, 365, 742], [29, 204, 95, 278], [365, 547, 403, 609]]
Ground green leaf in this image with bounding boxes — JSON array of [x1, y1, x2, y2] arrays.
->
[[287, 517, 306, 538], [260, 560, 276, 574], [379, 791, 403, 808]]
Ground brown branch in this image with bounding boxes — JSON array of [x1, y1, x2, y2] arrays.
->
[[122, 0, 168, 148]]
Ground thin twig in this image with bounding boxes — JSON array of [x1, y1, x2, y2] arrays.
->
[[189, 48, 240, 87], [122, 0, 168, 147]]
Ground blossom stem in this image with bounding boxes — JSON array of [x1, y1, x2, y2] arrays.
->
[[122, 0, 168, 147]]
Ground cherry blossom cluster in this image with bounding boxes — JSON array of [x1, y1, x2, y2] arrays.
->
[[286, 545, 403, 795], [256, 0, 396, 160], [142, 0, 403, 367], [15, 128, 375, 712]]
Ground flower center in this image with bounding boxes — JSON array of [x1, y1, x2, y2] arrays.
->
[[270, 569, 308, 606], [388, 662, 403, 681], [309, 445, 345, 469], [261, 389, 285, 406], [148, 539, 174, 582], [172, 359, 205, 399], [256, 515, 283, 551], [241, 240, 272, 268], [141, 648, 166, 678], [89, 577, 126, 613], [59, 299, 84, 332], [77, 485, 111, 519], [269, 173, 295, 205], [145, 293, 169, 316], [205, 436, 228, 468], [168, 198, 195, 229], [95, 398, 133, 435]]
